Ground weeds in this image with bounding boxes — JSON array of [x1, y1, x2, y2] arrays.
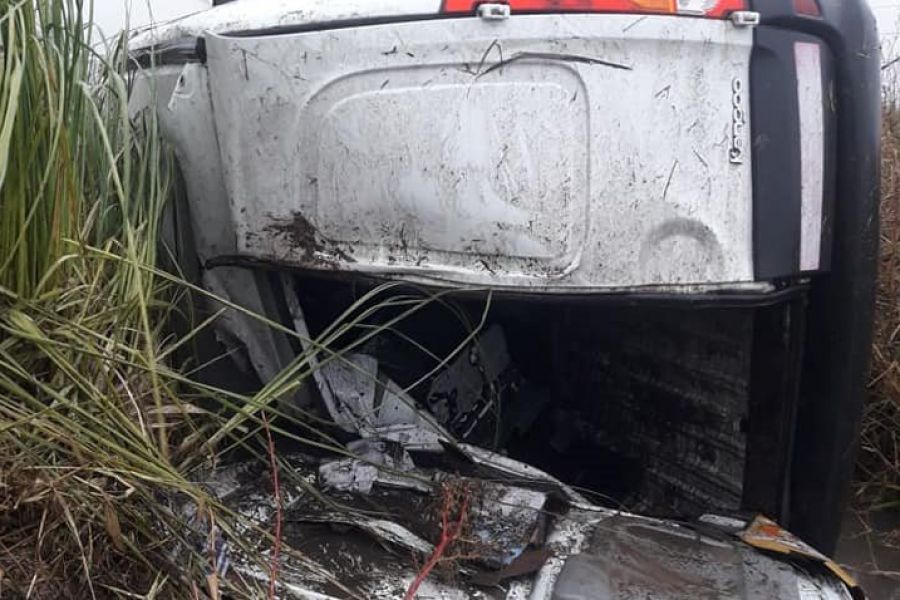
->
[[0, 4, 475, 589], [856, 97, 900, 513], [0, 1, 454, 596], [0, 0, 220, 595], [403, 479, 473, 600]]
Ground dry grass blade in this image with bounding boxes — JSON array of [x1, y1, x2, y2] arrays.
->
[[856, 91, 900, 517]]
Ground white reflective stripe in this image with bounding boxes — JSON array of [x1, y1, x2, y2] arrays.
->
[[795, 41, 825, 272]]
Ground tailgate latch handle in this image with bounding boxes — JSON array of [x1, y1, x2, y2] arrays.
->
[[477, 3, 511, 20]]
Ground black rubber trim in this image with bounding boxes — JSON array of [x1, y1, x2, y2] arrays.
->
[[218, 13, 450, 39], [129, 12, 450, 67], [818, 40, 838, 272], [752, 0, 881, 554], [204, 254, 809, 308], [751, 28, 803, 279], [130, 38, 205, 70]]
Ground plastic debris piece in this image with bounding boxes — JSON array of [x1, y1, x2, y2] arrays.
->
[[364, 423, 445, 452], [739, 515, 862, 595], [469, 483, 548, 567], [471, 548, 552, 587], [318, 458, 379, 494], [183, 448, 858, 600], [318, 439, 430, 494], [317, 353, 378, 432], [426, 325, 511, 440]]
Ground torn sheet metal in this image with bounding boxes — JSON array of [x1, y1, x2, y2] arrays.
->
[[366, 376, 450, 450], [290, 511, 435, 556], [317, 441, 549, 568], [318, 438, 430, 494], [196, 445, 859, 600], [550, 515, 856, 600], [469, 484, 548, 568], [182, 288, 856, 598], [460, 443, 591, 507], [202, 266, 313, 409], [316, 352, 379, 433], [200, 447, 605, 599], [740, 515, 863, 596], [364, 422, 444, 452], [316, 353, 450, 448], [281, 275, 450, 446], [427, 325, 511, 441], [134, 64, 311, 404]]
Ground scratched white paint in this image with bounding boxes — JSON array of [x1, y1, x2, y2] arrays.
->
[[130, 0, 443, 49], [196, 14, 755, 291]]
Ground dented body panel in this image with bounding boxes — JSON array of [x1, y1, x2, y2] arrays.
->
[[198, 446, 857, 600], [144, 14, 757, 292], [130, 0, 881, 574]]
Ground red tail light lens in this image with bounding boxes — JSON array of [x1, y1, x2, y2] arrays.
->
[[442, 0, 747, 18], [793, 0, 821, 17]]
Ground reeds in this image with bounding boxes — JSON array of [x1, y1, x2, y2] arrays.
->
[[856, 93, 900, 513]]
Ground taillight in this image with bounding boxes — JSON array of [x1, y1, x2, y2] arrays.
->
[[793, 0, 821, 18], [441, 0, 747, 18]]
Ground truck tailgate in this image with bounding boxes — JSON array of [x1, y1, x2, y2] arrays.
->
[[204, 14, 755, 291]]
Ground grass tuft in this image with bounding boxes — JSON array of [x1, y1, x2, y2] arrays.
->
[[0, 5, 476, 596], [856, 92, 900, 514], [0, 1, 226, 595]]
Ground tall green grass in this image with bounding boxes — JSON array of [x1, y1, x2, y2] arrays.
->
[[0, 2, 484, 596], [0, 0, 214, 596], [0, 1, 286, 596]]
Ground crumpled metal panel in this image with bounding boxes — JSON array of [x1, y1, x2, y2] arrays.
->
[[197, 450, 856, 600], [201, 14, 755, 291], [551, 515, 854, 600]]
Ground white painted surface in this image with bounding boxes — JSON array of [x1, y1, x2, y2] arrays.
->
[[198, 14, 755, 291], [120, 0, 900, 46], [130, 0, 443, 48], [796, 41, 825, 272]]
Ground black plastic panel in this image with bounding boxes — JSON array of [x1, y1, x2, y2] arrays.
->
[[751, 29, 836, 278], [753, 0, 881, 554], [751, 28, 803, 279]]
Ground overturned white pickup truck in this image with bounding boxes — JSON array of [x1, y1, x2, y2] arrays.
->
[[130, 0, 881, 597]]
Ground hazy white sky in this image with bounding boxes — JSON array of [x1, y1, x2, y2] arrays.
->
[[873, 1, 900, 39], [95, 0, 900, 44], [93, 0, 209, 38]]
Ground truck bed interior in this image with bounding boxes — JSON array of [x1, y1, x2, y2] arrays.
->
[[256, 273, 806, 522]]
